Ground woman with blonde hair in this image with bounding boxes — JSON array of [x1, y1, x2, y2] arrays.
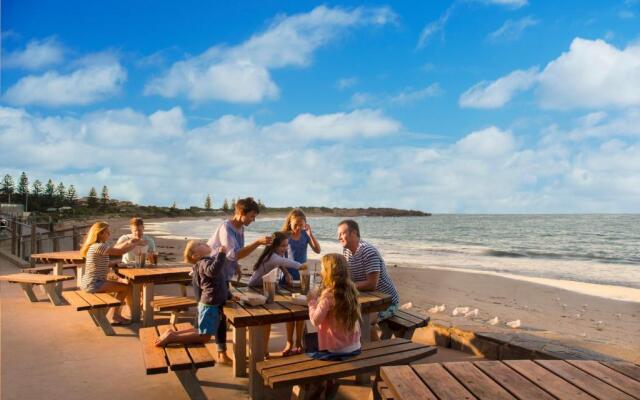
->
[[280, 208, 320, 356], [307, 253, 361, 396], [80, 221, 144, 325]]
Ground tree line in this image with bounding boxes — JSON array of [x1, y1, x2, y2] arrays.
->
[[1, 172, 110, 211]]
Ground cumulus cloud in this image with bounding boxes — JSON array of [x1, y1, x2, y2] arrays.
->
[[3, 54, 126, 107], [459, 68, 538, 108], [3, 37, 65, 70], [460, 38, 640, 110], [488, 16, 539, 42], [145, 6, 396, 103], [336, 77, 358, 90], [390, 84, 442, 104]]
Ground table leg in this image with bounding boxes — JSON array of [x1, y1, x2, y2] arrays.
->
[[143, 283, 155, 327], [248, 325, 266, 400], [174, 368, 206, 400], [19, 283, 38, 302], [233, 326, 247, 377], [53, 262, 64, 296], [43, 282, 64, 305], [76, 264, 85, 288], [130, 283, 141, 323], [356, 312, 373, 385]]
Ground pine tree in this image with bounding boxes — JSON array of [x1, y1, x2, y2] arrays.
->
[[100, 186, 109, 209], [1, 174, 15, 203], [204, 194, 212, 210], [88, 187, 98, 208], [222, 198, 229, 212], [257, 198, 265, 211], [44, 179, 55, 208], [31, 180, 43, 197], [170, 201, 177, 211], [17, 172, 28, 203], [67, 185, 77, 205], [56, 182, 66, 206], [230, 198, 236, 210]]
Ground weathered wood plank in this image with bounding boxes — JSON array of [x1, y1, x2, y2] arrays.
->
[[139, 326, 169, 374], [568, 360, 640, 399], [411, 363, 476, 400], [505, 360, 596, 400], [380, 365, 438, 400], [157, 324, 193, 371], [474, 361, 556, 400], [443, 362, 516, 400]]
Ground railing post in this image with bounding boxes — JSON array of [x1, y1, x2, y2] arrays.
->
[[72, 226, 78, 250], [52, 225, 59, 252], [30, 220, 37, 259], [17, 219, 23, 258], [11, 218, 17, 256]]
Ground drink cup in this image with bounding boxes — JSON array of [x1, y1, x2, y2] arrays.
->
[[135, 252, 146, 268], [263, 281, 276, 303], [300, 270, 310, 295]]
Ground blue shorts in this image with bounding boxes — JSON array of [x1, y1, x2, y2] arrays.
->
[[197, 303, 221, 335], [378, 303, 399, 321]]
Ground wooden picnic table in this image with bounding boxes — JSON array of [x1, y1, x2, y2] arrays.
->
[[378, 359, 640, 400], [116, 264, 192, 326], [30, 250, 85, 293], [224, 284, 392, 400]]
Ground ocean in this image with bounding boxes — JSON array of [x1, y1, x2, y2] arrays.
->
[[145, 214, 640, 301]]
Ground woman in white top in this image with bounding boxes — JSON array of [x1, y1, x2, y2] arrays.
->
[[249, 231, 306, 357], [80, 221, 144, 325]]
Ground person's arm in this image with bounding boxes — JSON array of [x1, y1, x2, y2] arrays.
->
[[202, 250, 227, 278], [308, 291, 333, 327], [356, 271, 380, 291], [267, 253, 302, 270], [237, 236, 272, 260], [105, 238, 143, 256], [355, 249, 382, 291], [305, 225, 321, 254]]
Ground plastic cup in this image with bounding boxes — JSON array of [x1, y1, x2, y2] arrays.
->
[[263, 281, 276, 303], [135, 252, 146, 268], [300, 270, 310, 295]]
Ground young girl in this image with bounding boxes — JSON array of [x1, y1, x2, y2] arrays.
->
[[280, 209, 321, 356], [79, 221, 144, 325], [155, 241, 233, 364], [307, 253, 362, 397], [248, 231, 307, 357]]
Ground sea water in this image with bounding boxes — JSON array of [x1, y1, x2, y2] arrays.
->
[[145, 214, 640, 301]]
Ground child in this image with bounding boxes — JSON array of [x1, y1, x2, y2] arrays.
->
[[248, 231, 307, 357], [155, 241, 234, 364], [280, 209, 321, 356], [306, 253, 362, 398], [206, 197, 272, 363], [79, 221, 144, 325]]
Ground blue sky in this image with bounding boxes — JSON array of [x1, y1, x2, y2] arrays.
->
[[1, 0, 640, 212]]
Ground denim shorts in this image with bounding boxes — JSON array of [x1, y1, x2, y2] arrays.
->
[[197, 303, 221, 335], [378, 303, 399, 321]]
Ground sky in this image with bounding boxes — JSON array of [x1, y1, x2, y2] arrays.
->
[[1, 0, 640, 213]]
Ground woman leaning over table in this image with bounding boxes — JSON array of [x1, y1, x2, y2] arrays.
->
[[80, 221, 144, 325]]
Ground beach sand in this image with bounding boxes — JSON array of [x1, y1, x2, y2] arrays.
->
[[91, 217, 640, 363]]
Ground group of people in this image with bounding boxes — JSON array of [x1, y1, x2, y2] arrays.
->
[[79, 197, 400, 372]]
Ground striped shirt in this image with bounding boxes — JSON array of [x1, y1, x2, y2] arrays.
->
[[343, 241, 399, 305], [81, 243, 110, 292]]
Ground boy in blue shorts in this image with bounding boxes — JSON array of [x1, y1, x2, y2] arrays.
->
[[155, 241, 237, 363]]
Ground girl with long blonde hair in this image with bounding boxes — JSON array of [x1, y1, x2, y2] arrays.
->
[[280, 209, 320, 356], [80, 221, 144, 325]]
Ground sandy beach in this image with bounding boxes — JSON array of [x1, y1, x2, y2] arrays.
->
[[99, 216, 640, 364]]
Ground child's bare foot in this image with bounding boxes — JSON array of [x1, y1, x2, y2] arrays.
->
[[155, 329, 175, 347], [217, 351, 233, 365]]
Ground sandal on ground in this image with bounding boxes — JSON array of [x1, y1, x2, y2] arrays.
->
[[291, 347, 303, 355], [282, 348, 293, 357], [110, 318, 132, 326]]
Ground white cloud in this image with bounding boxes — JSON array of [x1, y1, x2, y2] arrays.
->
[[537, 38, 640, 109], [3, 55, 126, 107], [488, 16, 539, 42], [478, 0, 527, 8], [460, 38, 640, 110], [459, 68, 538, 108], [417, 5, 455, 49], [3, 37, 65, 70], [390, 84, 442, 104], [336, 77, 358, 90], [350, 84, 442, 108], [4, 105, 640, 212], [145, 6, 396, 103]]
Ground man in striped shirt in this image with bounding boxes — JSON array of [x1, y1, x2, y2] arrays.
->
[[338, 219, 400, 339]]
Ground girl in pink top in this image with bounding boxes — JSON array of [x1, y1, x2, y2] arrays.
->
[[307, 253, 362, 396]]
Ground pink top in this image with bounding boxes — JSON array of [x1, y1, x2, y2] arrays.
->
[[308, 289, 361, 353]]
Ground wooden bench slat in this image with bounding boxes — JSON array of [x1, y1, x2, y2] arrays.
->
[[139, 327, 169, 374], [474, 361, 557, 400], [22, 264, 78, 274], [601, 362, 640, 383], [92, 292, 122, 308], [153, 297, 197, 311], [411, 363, 476, 400], [380, 365, 439, 400], [504, 360, 597, 400], [75, 291, 113, 309], [157, 324, 195, 371], [174, 323, 216, 369], [267, 345, 437, 388], [262, 341, 429, 382], [393, 310, 428, 326], [258, 337, 412, 372], [0, 273, 74, 284], [377, 381, 395, 400], [567, 361, 640, 399], [535, 360, 635, 400], [443, 362, 517, 400], [61, 291, 92, 311]]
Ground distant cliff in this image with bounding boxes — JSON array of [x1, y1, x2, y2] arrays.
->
[[262, 206, 431, 217]]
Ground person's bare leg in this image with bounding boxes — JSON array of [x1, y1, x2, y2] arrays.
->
[[294, 320, 304, 352], [263, 324, 272, 358], [283, 322, 294, 354]]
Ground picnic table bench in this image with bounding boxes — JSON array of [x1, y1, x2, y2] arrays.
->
[[379, 309, 430, 340], [257, 337, 437, 400], [61, 290, 122, 335], [21, 263, 79, 275], [377, 359, 640, 400], [0, 273, 73, 305], [139, 322, 216, 400], [152, 296, 198, 324]]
